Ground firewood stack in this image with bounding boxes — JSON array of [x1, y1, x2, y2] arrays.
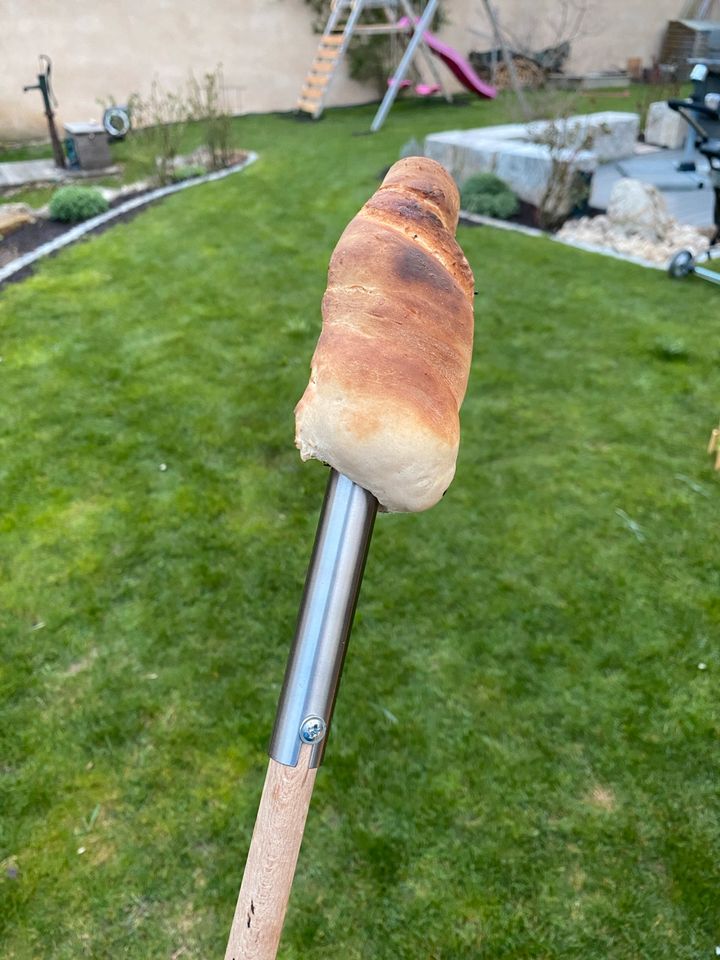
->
[[493, 56, 546, 90], [469, 50, 547, 89]]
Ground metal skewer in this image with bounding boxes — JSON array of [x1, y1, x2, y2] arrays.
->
[[224, 469, 378, 960]]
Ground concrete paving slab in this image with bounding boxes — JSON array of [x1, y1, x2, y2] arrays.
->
[[0, 158, 120, 188], [0, 159, 65, 187]]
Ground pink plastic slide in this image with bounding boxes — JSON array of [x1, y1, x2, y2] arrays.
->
[[396, 19, 497, 100]]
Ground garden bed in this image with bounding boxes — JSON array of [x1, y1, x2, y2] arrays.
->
[[0, 190, 149, 267], [459, 175, 712, 269], [461, 198, 604, 231], [0, 152, 255, 288]]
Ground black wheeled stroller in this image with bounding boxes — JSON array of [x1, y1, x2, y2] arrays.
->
[[667, 96, 720, 283]]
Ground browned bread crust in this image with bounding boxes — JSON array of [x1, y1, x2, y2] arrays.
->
[[295, 157, 475, 513]]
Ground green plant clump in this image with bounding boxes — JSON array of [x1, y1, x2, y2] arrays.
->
[[48, 186, 109, 223], [171, 163, 207, 182], [460, 171, 519, 219], [187, 66, 234, 171]]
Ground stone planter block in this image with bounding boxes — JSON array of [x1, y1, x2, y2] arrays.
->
[[644, 101, 686, 149]]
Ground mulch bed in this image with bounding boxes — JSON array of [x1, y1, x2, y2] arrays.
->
[[1, 218, 70, 265], [506, 198, 543, 230], [0, 189, 162, 287], [0, 151, 249, 289], [461, 200, 604, 232]]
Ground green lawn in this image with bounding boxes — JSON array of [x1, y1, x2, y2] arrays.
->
[[1, 92, 718, 959], [0, 142, 54, 163]]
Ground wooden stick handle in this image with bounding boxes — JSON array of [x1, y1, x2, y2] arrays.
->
[[224, 745, 318, 960]]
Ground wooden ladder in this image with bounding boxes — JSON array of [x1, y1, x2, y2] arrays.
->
[[297, 0, 367, 118], [298, 0, 435, 120]]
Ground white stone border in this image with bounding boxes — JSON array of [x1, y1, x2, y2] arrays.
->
[[0, 151, 258, 286], [459, 209, 666, 272]]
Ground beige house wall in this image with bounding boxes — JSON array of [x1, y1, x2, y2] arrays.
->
[[1, 0, 681, 141], [446, 0, 681, 76]]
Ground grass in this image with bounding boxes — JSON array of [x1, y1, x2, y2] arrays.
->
[[0, 142, 54, 163], [1, 90, 719, 959]]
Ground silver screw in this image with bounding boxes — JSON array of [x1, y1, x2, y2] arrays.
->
[[299, 716, 326, 744]]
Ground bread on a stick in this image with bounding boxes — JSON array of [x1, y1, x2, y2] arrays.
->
[[295, 157, 474, 513]]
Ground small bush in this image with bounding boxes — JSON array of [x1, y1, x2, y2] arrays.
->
[[49, 186, 109, 222], [462, 172, 510, 197], [468, 190, 520, 220], [187, 66, 234, 171], [127, 79, 190, 184], [461, 173, 519, 220], [171, 164, 207, 182]]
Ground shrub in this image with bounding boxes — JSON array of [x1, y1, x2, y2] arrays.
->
[[532, 116, 598, 230], [124, 67, 235, 183], [460, 173, 519, 219], [127, 80, 190, 184], [49, 186, 109, 222], [187, 66, 234, 171]]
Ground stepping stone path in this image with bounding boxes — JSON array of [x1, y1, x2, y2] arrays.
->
[[0, 158, 119, 188], [0, 203, 36, 235], [0, 159, 66, 187]]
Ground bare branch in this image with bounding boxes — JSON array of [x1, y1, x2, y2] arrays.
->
[[477, 0, 593, 60]]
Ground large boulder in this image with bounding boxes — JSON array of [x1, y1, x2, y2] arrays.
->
[[529, 111, 640, 163], [606, 179, 671, 242], [644, 101, 686, 149], [424, 131, 596, 212], [0, 202, 35, 236]]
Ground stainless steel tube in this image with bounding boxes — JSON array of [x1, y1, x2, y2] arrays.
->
[[269, 470, 378, 768]]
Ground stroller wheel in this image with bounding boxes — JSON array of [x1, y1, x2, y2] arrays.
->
[[668, 249, 695, 278]]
